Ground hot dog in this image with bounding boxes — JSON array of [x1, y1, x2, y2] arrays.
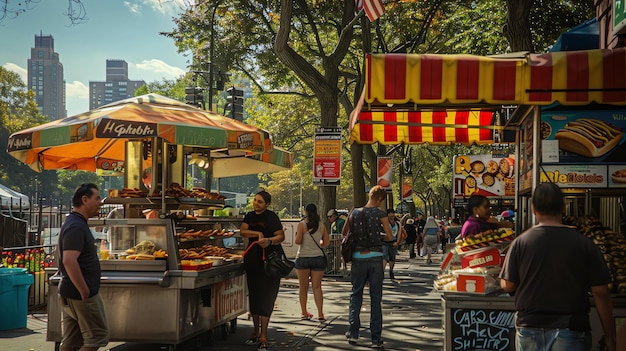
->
[[554, 118, 623, 158]]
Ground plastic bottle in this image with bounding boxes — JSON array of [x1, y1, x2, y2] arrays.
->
[[100, 240, 110, 260]]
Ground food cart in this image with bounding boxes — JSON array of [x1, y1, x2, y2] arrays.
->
[[348, 48, 626, 350], [7, 94, 293, 350]]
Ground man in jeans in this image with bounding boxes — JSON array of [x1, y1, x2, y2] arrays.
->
[[342, 185, 393, 348], [500, 183, 615, 351]]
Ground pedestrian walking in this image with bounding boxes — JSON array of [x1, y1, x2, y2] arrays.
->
[[57, 183, 109, 351], [294, 204, 330, 322], [415, 214, 426, 256], [327, 209, 346, 235], [343, 185, 394, 348], [404, 218, 418, 259], [421, 216, 440, 264], [500, 183, 616, 351], [382, 209, 404, 280], [445, 218, 462, 243], [240, 191, 286, 351]]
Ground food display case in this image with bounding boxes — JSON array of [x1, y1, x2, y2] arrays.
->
[[47, 217, 247, 350]]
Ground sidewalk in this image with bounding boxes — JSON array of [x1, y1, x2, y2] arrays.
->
[[1, 253, 445, 351]]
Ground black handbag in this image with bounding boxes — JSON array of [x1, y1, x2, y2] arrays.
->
[[263, 246, 295, 278]]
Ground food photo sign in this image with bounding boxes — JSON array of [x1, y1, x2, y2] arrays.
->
[[540, 110, 626, 164], [453, 155, 515, 198], [540, 110, 626, 189]]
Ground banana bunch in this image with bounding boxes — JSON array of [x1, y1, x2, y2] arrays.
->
[[563, 215, 626, 294], [455, 228, 514, 252]]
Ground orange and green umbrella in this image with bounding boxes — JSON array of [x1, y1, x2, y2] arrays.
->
[[8, 94, 274, 172]]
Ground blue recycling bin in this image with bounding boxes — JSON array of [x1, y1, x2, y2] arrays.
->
[[0, 268, 34, 330]]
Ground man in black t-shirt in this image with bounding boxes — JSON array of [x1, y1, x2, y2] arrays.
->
[[500, 183, 615, 351], [58, 183, 109, 351]]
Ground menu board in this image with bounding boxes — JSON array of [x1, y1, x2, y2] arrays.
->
[[540, 110, 626, 164], [450, 308, 515, 351], [453, 155, 515, 197], [313, 127, 342, 186]]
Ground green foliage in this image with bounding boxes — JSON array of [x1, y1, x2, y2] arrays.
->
[[56, 170, 103, 205], [0, 66, 53, 196]]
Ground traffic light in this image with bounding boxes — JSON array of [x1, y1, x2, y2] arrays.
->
[[185, 86, 204, 108], [224, 86, 244, 121]]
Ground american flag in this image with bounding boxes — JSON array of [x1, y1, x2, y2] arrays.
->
[[356, 0, 385, 22]]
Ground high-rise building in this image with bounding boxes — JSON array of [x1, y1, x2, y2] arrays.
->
[[89, 60, 146, 109], [27, 33, 66, 120]]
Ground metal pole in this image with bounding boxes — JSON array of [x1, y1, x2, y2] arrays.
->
[[207, 1, 221, 112]]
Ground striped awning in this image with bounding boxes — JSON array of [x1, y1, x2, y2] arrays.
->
[[351, 110, 498, 145], [350, 48, 626, 145]]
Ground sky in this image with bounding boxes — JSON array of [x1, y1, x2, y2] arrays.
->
[[0, 0, 191, 116]]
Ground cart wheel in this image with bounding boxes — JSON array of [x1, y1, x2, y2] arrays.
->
[[229, 318, 237, 334], [221, 323, 230, 339], [205, 328, 215, 346]]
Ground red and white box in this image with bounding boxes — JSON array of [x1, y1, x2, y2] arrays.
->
[[461, 247, 501, 269]]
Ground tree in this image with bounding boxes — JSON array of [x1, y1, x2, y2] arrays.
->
[[56, 170, 103, 207], [0, 66, 53, 197]]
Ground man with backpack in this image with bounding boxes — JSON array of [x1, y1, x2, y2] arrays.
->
[[342, 185, 394, 348]]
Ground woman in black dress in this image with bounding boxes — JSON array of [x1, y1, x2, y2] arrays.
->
[[240, 191, 285, 351]]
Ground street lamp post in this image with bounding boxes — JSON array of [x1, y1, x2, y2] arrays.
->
[[207, 0, 224, 112]]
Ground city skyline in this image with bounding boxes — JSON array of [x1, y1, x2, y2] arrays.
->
[[0, 1, 190, 117]]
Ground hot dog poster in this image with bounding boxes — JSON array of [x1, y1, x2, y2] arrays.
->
[[313, 127, 342, 187], [453, 155, 515, 198], [377, 156, 393, 192], [540, 110, 626, 164]]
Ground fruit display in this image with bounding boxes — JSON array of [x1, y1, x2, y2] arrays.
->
[[1, 248, 49, 272], [562, 215, 626, 295], [455, 228, 514, 252]]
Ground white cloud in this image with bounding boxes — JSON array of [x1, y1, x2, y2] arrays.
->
[[66, 81, 89, 99], [134, 59, 186, 79], [124, 1, 142, 14], [126, 0, 188, 15], [3, 63, 27, 83]]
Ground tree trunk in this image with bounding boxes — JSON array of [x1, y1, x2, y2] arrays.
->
[[351, 142, 367, 207], [503, 0, 535, 52]]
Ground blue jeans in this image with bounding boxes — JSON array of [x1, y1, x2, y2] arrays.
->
[[516, 327, 592, 351], [348, 257, 384, 343]]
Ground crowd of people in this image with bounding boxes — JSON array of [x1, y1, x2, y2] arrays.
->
[[55, 183, 616, 351]]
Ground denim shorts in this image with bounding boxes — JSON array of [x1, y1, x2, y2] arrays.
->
[[295, 256, 327, 271], [382, 242, 397, 262]]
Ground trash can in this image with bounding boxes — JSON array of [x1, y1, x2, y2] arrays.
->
[[0, 268, 34, 330]]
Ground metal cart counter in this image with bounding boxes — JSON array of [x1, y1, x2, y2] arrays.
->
[[47, 218, 247, 350]]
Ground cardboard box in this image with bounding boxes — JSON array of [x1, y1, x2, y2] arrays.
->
[[456, 273, 498, 294]]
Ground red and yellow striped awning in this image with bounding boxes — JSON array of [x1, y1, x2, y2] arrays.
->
[[351, 110, 497, 145], [350, 48, 626, 145]]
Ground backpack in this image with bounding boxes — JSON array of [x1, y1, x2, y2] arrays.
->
[[341, 207, 386, 263]]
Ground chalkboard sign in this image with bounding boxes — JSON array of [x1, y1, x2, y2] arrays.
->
[[450, 308, 515, 351]]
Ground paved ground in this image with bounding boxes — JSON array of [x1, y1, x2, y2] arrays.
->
[[1, 253, 445, 351]]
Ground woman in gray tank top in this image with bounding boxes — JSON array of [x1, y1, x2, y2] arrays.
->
[[294, 203, 330, 322]]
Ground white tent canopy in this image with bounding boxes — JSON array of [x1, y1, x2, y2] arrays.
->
[[0, 184, 29, 210]]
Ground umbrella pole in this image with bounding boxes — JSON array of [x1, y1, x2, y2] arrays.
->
[[161, 138, 167, 216]]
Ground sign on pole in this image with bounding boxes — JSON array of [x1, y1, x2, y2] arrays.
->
[[377, 156, 393, 192], [313, 127, 342, 186]]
